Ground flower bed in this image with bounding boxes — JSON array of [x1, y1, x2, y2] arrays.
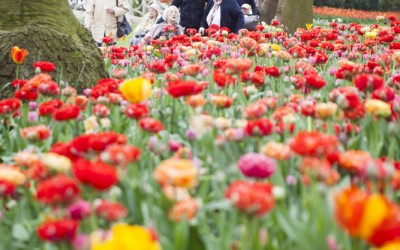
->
[[1, 19, 400, 250], [314, 6, 400, 20]]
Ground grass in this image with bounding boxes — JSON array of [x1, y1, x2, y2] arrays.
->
[[116, 25, 137, 48], [313, 14, 379, 25]]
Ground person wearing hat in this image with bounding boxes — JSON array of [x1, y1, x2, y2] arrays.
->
[[142, 5, 184, 44], [236, 0, 258, 15], [199, 0, 244, 34], [130, 3, 162, 45]]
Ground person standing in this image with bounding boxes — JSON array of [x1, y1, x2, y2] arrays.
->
[[171, 0, 208, 31], [84, 0, 130, 46], [199, 0, 244, 34], [236, 0, 258, 15]]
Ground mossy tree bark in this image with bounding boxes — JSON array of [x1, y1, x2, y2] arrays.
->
[[0, 0, 107, 96], [276, 0, 313, 34], [258, 0, 279, 25]]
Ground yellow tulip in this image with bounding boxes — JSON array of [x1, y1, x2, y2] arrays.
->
[[364, 32, 377, 39], [91, 224, 160, 250], [306, 23, 313, 30], [0, 165, 26, 185], [365, 99, 391, 117], [315, 102, 338, 120], [270, 44, 281, 52], [119, 77, 152, 103]]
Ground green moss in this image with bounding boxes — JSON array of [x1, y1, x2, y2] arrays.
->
[[0, 0, 107, 94]]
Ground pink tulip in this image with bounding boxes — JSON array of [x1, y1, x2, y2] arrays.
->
[[237, 153, 276, 179], [68, 200, 91, 220]]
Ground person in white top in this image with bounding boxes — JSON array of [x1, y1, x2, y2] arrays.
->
[[130, 3, 162, 45], [84, 0, 130, 45]]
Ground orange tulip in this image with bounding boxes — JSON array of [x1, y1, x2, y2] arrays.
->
[[335, 187, 392, 239], [11, 46, 28, 64]]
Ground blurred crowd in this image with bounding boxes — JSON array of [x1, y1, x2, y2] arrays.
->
[[84, 0, 260, 46]]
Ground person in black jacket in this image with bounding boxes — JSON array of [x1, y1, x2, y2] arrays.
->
[[236, 0, 258, 15], [171, 0, 208, 30], [199, 0, 244, 34]]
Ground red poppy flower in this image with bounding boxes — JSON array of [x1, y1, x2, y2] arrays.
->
[[36, 175, 80, 204], [37, 218, 79, 242], [53, 105, 80, 121]]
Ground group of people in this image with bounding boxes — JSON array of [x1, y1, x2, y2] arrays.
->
[[84, 0, 259, 46]]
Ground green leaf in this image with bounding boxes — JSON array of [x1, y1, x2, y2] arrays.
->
[[12, 223, 30, 241]]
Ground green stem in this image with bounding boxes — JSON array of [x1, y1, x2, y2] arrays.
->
[[15, 64, 20, 79]]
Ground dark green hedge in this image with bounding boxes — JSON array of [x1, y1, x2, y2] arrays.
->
[[314, 0, 400, 11]]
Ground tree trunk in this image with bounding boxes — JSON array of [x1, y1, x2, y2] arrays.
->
[[0, 0, 107, 97], [276, 0, 313, 34], [258, 0, 279, 25]]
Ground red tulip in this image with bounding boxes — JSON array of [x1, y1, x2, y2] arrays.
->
[[37, 218, 79, 242], [225, 180, 275, 216], [36, 175, 80, 204]]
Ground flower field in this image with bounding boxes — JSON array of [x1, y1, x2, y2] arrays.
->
[[2, 17, 400, 250], [314, 6, 400, 21]]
